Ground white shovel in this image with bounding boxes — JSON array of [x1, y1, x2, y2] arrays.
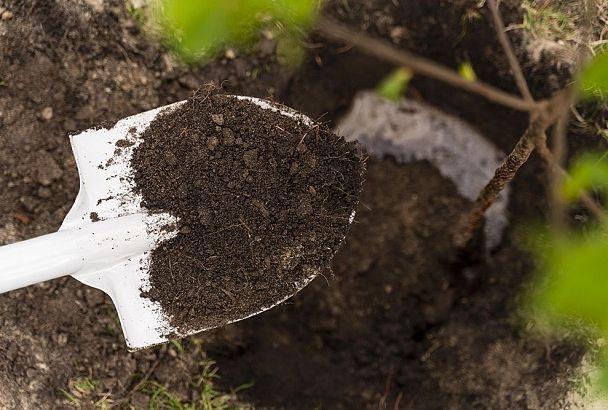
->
[[0, 97, 338, 350]]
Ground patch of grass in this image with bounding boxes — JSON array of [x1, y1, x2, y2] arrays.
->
[[521, 0, 576, 42], [462, 0, 487, 23], [147, 383, 185, 410], [170, 339, 185, 353], [141, 359, 252, 410], [127, 0, 147, 26], [459, 0, 487, 40], [518, 0, 608, 54], [59, 389, 80, 406], [515, 1, 608, 140], [58, 377, 114, 409]]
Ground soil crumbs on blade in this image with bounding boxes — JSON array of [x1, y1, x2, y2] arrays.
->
[[132, 93, 363, 334]]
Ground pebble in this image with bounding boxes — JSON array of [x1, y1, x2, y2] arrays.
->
[[19, 196, 37, 213], [225, 48, 236, 59], [36, 187, 52, 199], [206, 136, 219, 151], [41, 106, 53, 121], [211, 113, 224, 126], [54, 333, 68, 346], [34, 150, 63, 186], [1, 10, 13, 21], [390, 26, 407, 42]]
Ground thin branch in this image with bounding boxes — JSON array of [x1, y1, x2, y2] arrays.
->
[[316, 17, 539, 113], [579, 190, 608, 223], [549, 113, 569, 228], [454, 93, 571, 248], [453, 119, 537, 248], [487, 0, 534, 102]]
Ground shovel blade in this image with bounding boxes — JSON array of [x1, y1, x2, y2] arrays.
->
[[63, 98, 331, 350]]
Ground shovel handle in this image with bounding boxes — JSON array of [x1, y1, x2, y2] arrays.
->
[[0, 230, 84, 293], [0, 214, 159, 293]]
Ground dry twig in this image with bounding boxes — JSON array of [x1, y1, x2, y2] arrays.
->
[[534, 134, 608, 223], [487, 0, 534, 102], [316, 17, 538, 112]]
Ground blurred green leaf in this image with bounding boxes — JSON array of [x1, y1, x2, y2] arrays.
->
[[561, 154, 608, 202], [458, 61, 476, 82], [530, 227, 608, 334], [276, 35, 306, 68], [579, 52, 608, 98], [156, 0, 316, 61], [376, 68, 413, 102], [596, 352, 608, 392]]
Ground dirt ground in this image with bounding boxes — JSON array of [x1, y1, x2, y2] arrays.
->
[[0, 0, 596, 408]]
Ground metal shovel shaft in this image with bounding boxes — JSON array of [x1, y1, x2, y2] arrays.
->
[[0, 214, 156, 293]]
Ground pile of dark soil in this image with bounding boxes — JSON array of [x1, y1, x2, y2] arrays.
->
[[132, 93, 363, 333]]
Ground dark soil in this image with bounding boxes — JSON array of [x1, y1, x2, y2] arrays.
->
[[132, 93, 362, 333], [0, 0, 596, 408], [208, 159, 585, 409]]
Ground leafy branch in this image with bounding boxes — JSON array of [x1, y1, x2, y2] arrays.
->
[[315, 6, 606, 248], [316, 17, 537, 113]]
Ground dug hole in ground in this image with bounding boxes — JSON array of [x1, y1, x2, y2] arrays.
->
[[0, 0, 604, 408]]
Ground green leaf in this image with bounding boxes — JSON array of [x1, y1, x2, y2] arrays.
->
[[529, 227, 608, 335], [597, 353, 608, 393], [458, 61, 476, 82], [156, 0, 316, 62], [579, 52, 608, 98], [276, 35, 306, 69], [376, 68, 413, 102]]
